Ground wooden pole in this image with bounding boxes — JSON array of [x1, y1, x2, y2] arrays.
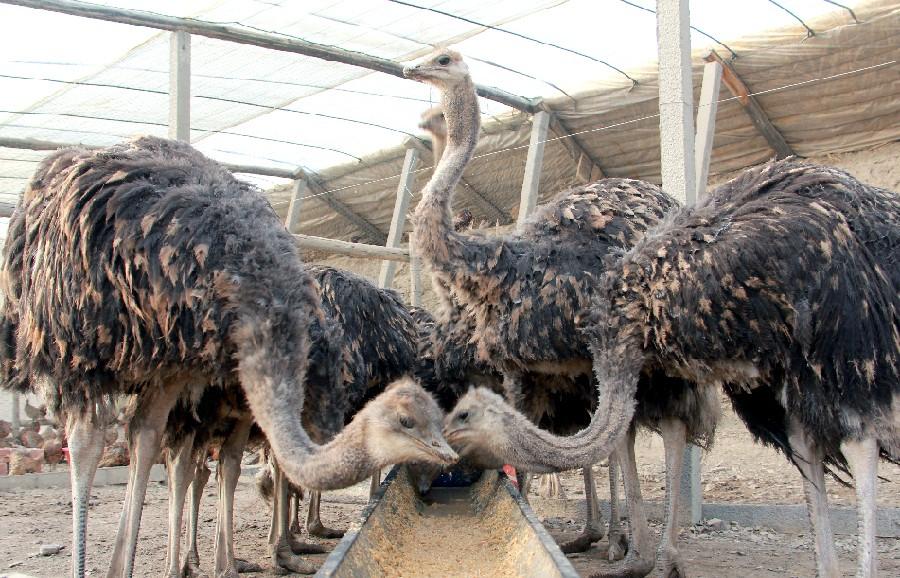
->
[[657, 0, 702, 525], [693, 60, 722, 203], [284, 179, 306, 233], [168, 30, 190, 142], [0, 0, 536, 114], [294, 234, 409, 262], [705, 51, 794, 159], [408, 231, 422, 307], [517, 110, 550, 229], [378, 147, 419, 289]]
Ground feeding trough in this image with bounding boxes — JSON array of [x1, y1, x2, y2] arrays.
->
[[316, 466, 579, 578]]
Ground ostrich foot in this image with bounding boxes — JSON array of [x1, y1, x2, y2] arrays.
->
[[307, 520, 345, 539], [658, 549, 687, 578], [288, 535, 328, 555], [234, 558, 264, 573], [181, 554, 209, 578], [271, 547, 318, 575], [588, 555, 654, 578], [559, 526, 605, 554], [606, 530, 629, 562], [290, 519, 303, 535]]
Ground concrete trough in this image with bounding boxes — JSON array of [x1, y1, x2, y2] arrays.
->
[[316, 467, 578, 578]]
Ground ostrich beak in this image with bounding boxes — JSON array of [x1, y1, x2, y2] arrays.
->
[[403, 64, 426, 81], [427, 435, 459, 465]]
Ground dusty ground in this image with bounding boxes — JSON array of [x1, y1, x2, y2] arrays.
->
[[1, 405, 897, 577]]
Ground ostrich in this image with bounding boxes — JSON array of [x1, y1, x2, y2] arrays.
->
[[169, 265, 424, 576], [448, 159, 899, 578], [0, 137, 457, 578], [404, 50, 717, 570]]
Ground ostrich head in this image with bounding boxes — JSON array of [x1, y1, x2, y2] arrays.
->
[[419, 106, 447, 138], [361, 377, 459, 467], [403, 49, 469, 88], [442, 387, 511, 469]]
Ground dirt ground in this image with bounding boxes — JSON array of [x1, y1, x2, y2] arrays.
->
[[1, 404, 897, 577]]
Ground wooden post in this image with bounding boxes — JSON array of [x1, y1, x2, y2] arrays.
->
[[378, 147, 419, 289], [517, 110, 550, 229], [408, 232, 422, 307], [693, 60, 722, 203], [168, 30, 191, 142], [657, 0, 702, 524], [705, 51, 794, 159], [294, 234, 409, 262], [284, 179, 306, 233]]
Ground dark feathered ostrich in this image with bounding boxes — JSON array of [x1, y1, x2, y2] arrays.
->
[[448, 159, 899, 578], [404, 50, 718, 572], [0, 137, 456, 578]]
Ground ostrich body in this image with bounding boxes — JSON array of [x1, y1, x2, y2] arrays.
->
[[404, 51, 717, 572], [0, 137, 456, 578], [449, 159, 899, 578]]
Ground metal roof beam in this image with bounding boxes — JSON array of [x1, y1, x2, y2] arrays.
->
[[706, 51, 794, 159], [2, 0, 538, 114]]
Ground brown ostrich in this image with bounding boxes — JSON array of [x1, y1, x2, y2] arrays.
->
[[448, 159, 899, 578], [0, 137, 456, 578], [404, 50, 717, 570]]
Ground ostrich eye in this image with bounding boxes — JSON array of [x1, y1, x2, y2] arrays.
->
[[457, 411, 469, 422], [437, 55, 451, 66], [399, 416, 414, 429]]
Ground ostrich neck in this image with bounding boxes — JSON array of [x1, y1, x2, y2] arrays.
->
[[499, 334, 643, 472], [231, 302, 378, 491], [274, 419, 377, 491], [413, 77, 496, 275]]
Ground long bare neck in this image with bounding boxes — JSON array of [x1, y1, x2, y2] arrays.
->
[[231, 307, 378, 491], [430, 131, 446, 166], [413, 77, 483, 266], [275, 417, 377, 491], [498, 334, 643, 472]]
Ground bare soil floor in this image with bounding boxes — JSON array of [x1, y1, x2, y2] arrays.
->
[[1, 405, 897, 577]]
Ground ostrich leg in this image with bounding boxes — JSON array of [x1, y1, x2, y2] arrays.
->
[[107, 383, 182, 578], [657, 419, 688, 578], [789, 420, 839, 578], [369, 470, 381, 498], [841, 438, 879, 578], [182, 454, 211, 578], [559, 467, 606, 553], [164, 432, 196, 578], [289, 490, 301, 535], [66, 410, 105, 578], [269, 461, 320, 574], [214, 416, 261, 578], [306, 490, 345, 538], [593, 425, 654, 578], [606, 457, 628, 561]]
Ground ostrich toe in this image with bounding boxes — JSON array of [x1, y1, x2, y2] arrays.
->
[[306, 520, 345, 539]]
